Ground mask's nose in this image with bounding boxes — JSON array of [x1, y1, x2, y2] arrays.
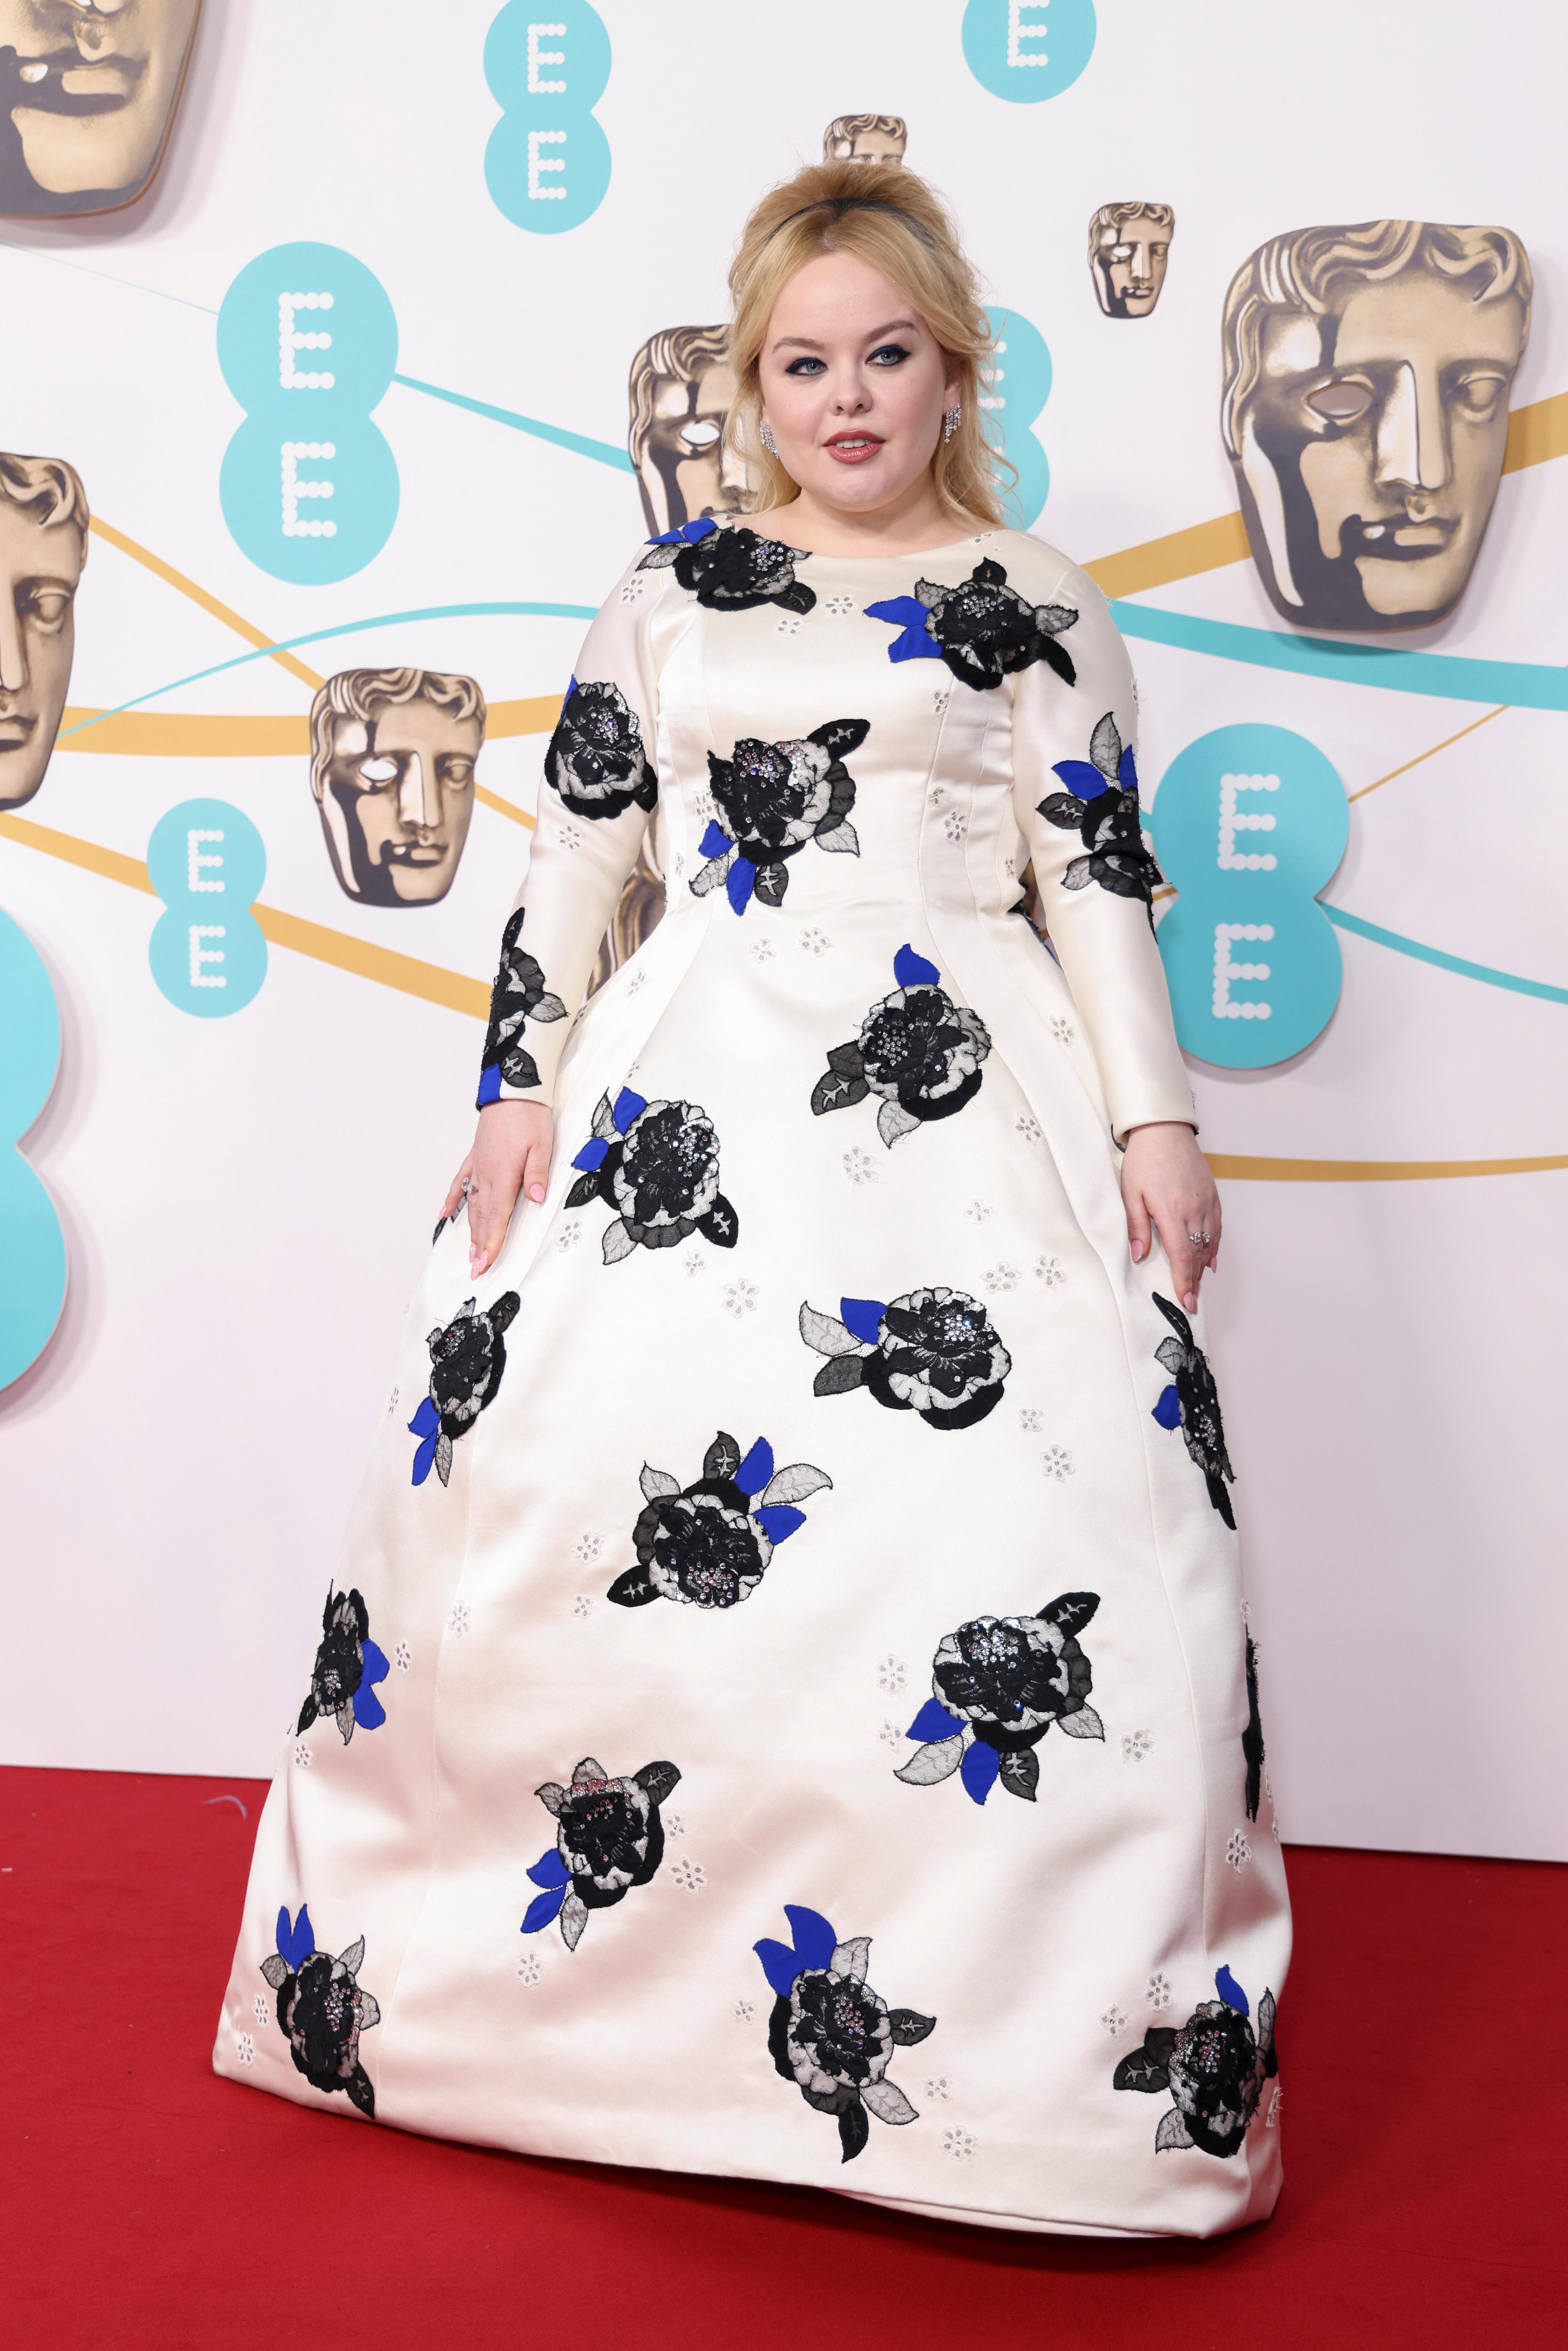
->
[[0, 593, 30, 697], [1375, 360, 1453, 497], [398, 754, 441, 834]]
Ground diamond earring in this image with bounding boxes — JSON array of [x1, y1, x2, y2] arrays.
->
[[943, 403, 962, 443], [760, 419, 778, 455]]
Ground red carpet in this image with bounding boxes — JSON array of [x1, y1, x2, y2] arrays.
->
[[2, 1768, 1560, 2349]]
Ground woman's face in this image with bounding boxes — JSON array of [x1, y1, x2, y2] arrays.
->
[[758, 249, 959, 518]]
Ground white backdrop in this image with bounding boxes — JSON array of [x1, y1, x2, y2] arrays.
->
[[1, 0, 1563, 1862]]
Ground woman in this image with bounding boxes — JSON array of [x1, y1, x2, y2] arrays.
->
[[217, 161, 1290, 2239]]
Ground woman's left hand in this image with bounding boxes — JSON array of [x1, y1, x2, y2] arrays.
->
[[1120, 1122, 1221, 1314]]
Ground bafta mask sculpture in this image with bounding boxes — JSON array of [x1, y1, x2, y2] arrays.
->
[[1221, 220, 1532, 632], [0, 451, 87, 811], [309, 669, 484, 909], [1089, 202, 1174, 320], [823, 113, 906, 167], [0, 0, 202, 218], [628, 324, 748, 540]]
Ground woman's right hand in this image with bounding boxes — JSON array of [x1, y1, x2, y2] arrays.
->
[[441, 1100, 555, 1278]]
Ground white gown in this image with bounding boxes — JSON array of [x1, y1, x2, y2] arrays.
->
[[215, 521, 1291, 2239]]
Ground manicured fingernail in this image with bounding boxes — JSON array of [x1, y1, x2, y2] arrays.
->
[[1184, 1292, 1198, 1313], [1130, 1239, 1145, 1262], [528, 1184, 545, 1202]]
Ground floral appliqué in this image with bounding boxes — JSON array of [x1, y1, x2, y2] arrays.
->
[[297, 1586, 390, 1744], [638, 518, 816, 616], [811, 945, 992, 1148], [609, 1431, 832, 1610], [1113, 1965, 1278, 2158], [754, 1905, 936, 2164], [693, 719, 867, 914], [800, 1288, 1011, 1431], [408, 1292, 521, 1485], [476, 907, 567, 1103], [897, 1594, 1103, 1804], [1037, 711, 1163, 923], [521, 1756, 680, 1950], [545, 678, 656, 822], [567, 1086, 737, 1261], [865, 558, 1078, 692], [260, 1905, 379, 2117], [1243, 1633, 1267, 1822], [1150, 1294, 1236, 1527]]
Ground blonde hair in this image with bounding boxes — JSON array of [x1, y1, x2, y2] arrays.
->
[[726, 162, 1009, 530]]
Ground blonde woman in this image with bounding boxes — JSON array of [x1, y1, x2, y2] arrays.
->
[[218, 161, 1290, 2240]]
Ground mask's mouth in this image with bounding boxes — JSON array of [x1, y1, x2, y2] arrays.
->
[[5, 48, 144, 113], [382, 841, 447, 866], [0, 711, 39, 745], [1342, 513, 1458, 561]]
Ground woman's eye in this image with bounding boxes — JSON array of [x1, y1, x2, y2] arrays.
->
[[869, 344, 910, 367], [1305, 379, 1374, 423], [784, 356, 825, 377]]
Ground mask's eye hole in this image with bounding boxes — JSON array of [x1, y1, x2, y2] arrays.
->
[[360, 757, 399, 783], [1111, 245, 1132, 261], [680, 420, 721, 449], [1306, 379, 1374, 423]]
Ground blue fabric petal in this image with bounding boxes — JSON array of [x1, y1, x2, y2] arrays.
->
[[1215, 1964, 1250, 2017], [646, 517, 717, 546], [351, 1681, 386, 1731], [865, 595, 942, 662], [907, 1696, 969, 1744], [1119, 744, 1139, 793], [565, 675, 578, 703], [410, 1433, 439, 1487], [360, 1640, 390, 1686], [839, 1296, 887, 1346], [1151, 1383, 1182, 1430], [409, 1395, 440, 1438], [893, 944, 940, 989], [476, 1063, 501, 1107], [277, 1904, 314, 1970], [612, 1088, 647, 1134], [571, 1135, 609, 1171], [783, 1905, 837, 1971], [754, 1937, 805, 1998], [1052, 758, 1110, 799], [960, 1741, 1001, 1806], [521, 1884, 567, 1934], [754, 1504, 805, 1544], [734, 1438, 774, 1496], [726, 856, 757, 915], [527, 1845, 570, 1890], [699, 820, 733, 859]]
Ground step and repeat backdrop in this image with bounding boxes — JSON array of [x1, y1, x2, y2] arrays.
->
[[1, 1, 1563, 1860]]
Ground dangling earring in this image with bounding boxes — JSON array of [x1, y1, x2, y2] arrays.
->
[[943, 402, 962, 443], [760, 419, 778, 455]]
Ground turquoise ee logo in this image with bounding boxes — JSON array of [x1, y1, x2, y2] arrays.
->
[[485, 1, 611, 234], [962, 0, 1096, 102], [1148, 725, 1348, 1070], [0, 910, 66, 1389], [147, 801, 268, 1019], [985, 306, 1051, 528], [218, 244, 399, 585]]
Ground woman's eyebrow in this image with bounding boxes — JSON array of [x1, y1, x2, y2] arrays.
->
[[770, 319, 922, 354]]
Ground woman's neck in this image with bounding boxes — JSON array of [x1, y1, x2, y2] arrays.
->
[[749, 477, 986, 560]]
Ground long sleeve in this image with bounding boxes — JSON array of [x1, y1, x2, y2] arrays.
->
[[475, 554, 661, 1111], [1009, 558, 1195, 1143]]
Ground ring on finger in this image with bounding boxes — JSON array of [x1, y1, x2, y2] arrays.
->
[[1187, 1229, 1211, 1247]]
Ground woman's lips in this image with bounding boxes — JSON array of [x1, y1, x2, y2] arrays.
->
[[824, 435, 884, 466]]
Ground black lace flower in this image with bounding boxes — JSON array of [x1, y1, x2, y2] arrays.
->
[[609, 1430, 832, 1610], [521, 1756, 681, 1950], [1037, 711, 1163, 923], [1114, 1966, 1277, 2157], [691, 718, 867, 914], [544, 677, 656, 822], [260, 1906, 379, 2117], [812, 944, 991, 1146], [297, 1586, 390, 1744], [897, 1594, 1103, 1805], [408, 1291, 521, 1487], [800, 1286, 1011, 1431], [638, 519, 816, 615], [476, 907, 567, 1104], [867, 556, 1078, 692], [565, 1086, 737, 1262], [1150, 1294, 1236, 1527], [754, 1904, 936, 2164], [1243, 1633, 1266, 1823]]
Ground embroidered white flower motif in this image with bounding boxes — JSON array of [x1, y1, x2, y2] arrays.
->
[[517, 1952, 543, 1983], [1051, 1016, 1075, 1046], [1035, 1255, 1066, 1286], [776, 612, 804, 636], [394, 1641, 411, 1672], [670, 1858, 706, 1893], [750, 936, 777, 962], [684, 1250, 708, 1277], [1266, 2087, 1284, 2127], [1227, 1830, 1252, 1871], [663, 1811, 686, 1838], [722, 1279, 759, 1318], [574, 1533, 602, 1562], [571, 1594, 594, 1620], [1015, 1113, 1042, 1144], [735, 1998, 756, 2023], [1147, 1972, 1172, 2010], [447, 1602, 471, 1638], [982, 1262, 1021, 1295], [386, 1384, 399, 1416], [924, 2076, 953, 2102], [824, 594, 855, 617], [293, 1741, 313, 1769], [843, 1147, 875, 1185], [943, 810, 969, 844], [236, 2032, 255, 2065], [929, 785, 946, 806], [941, 2127, 977, 2161], [1122, 1728, 1152, 1762], [799, 927, 832, 955], [1101, 2006, 1127, 2038], [626, 968, 647, 995], [1003, 856, 1016, 879], [253, 1994, 270, 2027], [1018, 1408, 1043, 1433], [694, 789, 715, 822], [554, 826, 582, 852], [877, 1654, 907, 1694], [933, 689, 951, 715], [1041, 1445, 1075, 1480], [556, 1221, 583, 1253], [877, 1720, 905, 1749], [619, 575, 646, 605], [964, 1199, 993, 1224], [671, 852, 685, 878]]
